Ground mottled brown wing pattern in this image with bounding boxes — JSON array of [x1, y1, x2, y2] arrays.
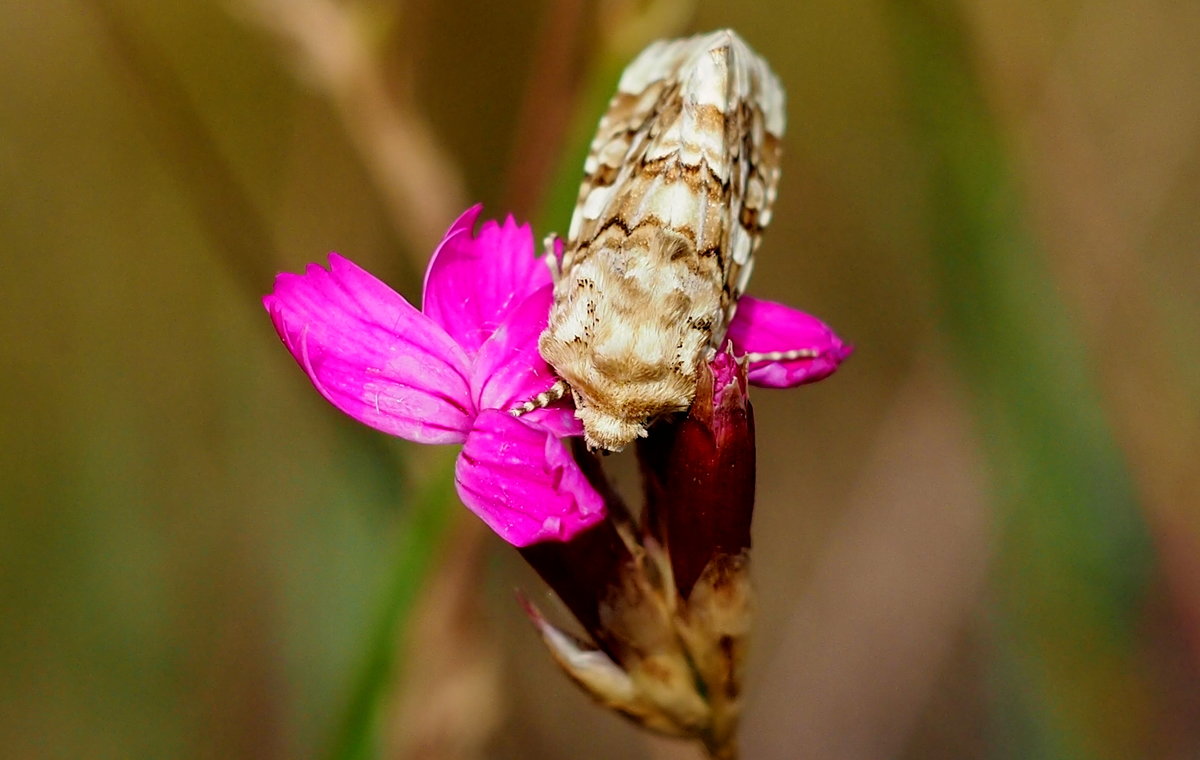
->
[[564, 30, 785, 327], [537, 30, 786, 451]]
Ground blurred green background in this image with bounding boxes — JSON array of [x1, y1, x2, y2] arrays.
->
[[2, 1, 1198, 758]]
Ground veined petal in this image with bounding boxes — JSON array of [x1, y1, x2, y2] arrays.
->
[[472, 286, 581, 437], [423, 205, 552, 355], [727, 295, 852, 388], [265, 254, 474, 444], [456, 411, 605, 547]]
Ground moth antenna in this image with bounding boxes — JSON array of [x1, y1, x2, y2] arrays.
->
[[509, 379, 571, 417], [744, 349, 820, 363]]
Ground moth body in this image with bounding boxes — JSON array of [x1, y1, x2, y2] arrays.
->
[[538, 30, 785, 451]]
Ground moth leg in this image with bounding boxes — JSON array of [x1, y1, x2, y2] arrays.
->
[[543, 233, 564, 281], [744, 348, 820, 363], [509, 379, 571, 417]]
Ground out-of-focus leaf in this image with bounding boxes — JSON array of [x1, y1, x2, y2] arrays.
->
[[536, 2, 695, 234], [891, 1, 1155, 757]]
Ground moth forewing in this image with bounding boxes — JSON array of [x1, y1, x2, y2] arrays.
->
[[537, 29, 785, 452]]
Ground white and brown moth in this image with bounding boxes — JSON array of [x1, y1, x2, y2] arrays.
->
[[519, 29, 786, 452]]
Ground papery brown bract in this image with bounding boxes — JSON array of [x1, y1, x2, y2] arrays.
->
[[519, 353, 756, 759]]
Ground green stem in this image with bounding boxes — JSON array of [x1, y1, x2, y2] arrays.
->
[[324, 451, 458, 760]]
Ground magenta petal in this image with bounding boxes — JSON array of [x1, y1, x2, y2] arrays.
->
[[472, 286, 581, 437], [423, 205, 552, 354], [727, 295, 853, 388], [264, 254, 475, 443], [456, 410, 606, 547]]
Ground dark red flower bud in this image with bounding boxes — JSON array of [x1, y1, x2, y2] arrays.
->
[[640, 349, 755, 598]]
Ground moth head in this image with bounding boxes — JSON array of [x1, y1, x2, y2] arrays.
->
[[574, 400, 648, 453]]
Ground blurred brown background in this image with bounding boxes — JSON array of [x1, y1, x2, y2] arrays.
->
[[2, 1, 1198, 758]]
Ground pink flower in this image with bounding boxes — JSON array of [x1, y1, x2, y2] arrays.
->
[[729, 295, 853, 388], [264, 205, 603, 546], [264, 204, 851, 547]]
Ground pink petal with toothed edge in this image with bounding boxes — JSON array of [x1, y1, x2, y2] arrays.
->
[[264, 254, 475, 444], [727, 295, 853, 388], [472, 285, 582, 438], [456, 410, 605, 547], [422, 205, 552, 355]]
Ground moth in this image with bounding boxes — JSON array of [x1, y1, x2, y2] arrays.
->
[[520, 29, 786, 452]]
